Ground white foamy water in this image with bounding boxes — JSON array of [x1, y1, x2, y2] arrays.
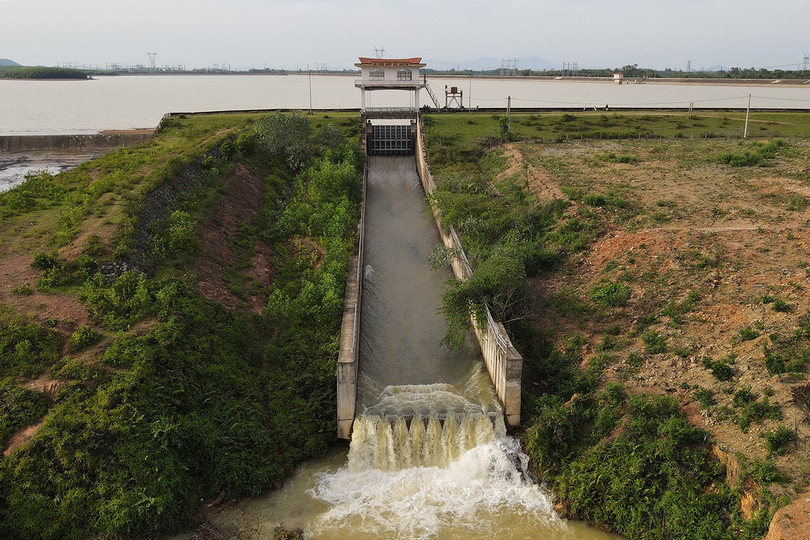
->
[[311, 437, 566, 540]]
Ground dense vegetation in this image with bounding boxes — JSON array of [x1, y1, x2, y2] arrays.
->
[[1, 66, 88, 79], [423, 111, 809, 539], [0, 112, 362, 538]]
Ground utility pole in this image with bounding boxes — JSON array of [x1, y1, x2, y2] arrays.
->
[[743, 94, 751, 139], [308, 64, 313, 115], [507, 96, 511, 132]]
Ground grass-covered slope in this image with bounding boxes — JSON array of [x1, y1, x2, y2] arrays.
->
[[0, 111, 363, 538]]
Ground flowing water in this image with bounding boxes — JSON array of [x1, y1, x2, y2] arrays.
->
[[185, 156, 622, 539]]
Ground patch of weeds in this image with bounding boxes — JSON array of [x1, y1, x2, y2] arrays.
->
[[693, 386, 716, 409], [786, 194, 807, 212], [673, 344, 695, 358], [734, 389, 781, 432], [641, 330, 667, 354], [583, 193, 608, 207], [733, 387, 755, 407], [596, 334, 618, 352], [738, 326, 761, 342], [763, 425, 796, 456], [587, 352, 615, 376], [550, 289, 592, 317], [746, 457, 790, 485], [771, 298, 791, 312], [589, 281, 631, 308], [605, 324, 621, 336], [661, 291, 700, 325], [626, 352, 643, 368], [68, 326, 102, 353], [11, 284, 33, 296], [763, 332, 809, 375], [708, 360, 735, 382], [599, 151, 637, 164], [717, 140, 787, 167]]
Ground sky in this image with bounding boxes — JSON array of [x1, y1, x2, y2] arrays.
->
[[1, 0, 808, 71]]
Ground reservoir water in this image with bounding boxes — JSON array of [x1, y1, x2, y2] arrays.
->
[[2, 74, 810, 135]]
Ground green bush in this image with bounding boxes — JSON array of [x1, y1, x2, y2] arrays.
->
[[642, 330, 667, 354], [0, 314, 63, 378], [763, 426, 796, 455], [709, 360, 734, 381], [693, 387, 716, 408], [718, 139, 786, 167], [738, 326, 760, 341], [68, 326, 102, 353]]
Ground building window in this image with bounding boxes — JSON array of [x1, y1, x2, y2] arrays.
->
[[369, 68, 384, 80], [397, 69, 412, 81]]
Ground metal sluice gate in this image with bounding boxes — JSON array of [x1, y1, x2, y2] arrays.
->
[[367, 124, 414, 155]]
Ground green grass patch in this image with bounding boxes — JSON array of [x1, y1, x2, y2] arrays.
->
[[589, 281, 631, 307]]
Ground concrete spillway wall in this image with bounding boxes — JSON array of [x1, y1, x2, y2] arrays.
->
[[336, 163, 368, 439], [414, 120, 523, 428]]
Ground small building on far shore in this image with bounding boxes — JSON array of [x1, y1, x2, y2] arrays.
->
[[613, 71, 624, 84]]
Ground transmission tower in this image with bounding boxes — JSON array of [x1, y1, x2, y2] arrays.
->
[[373, 47, 386, 59], [147, 51, 157, 71], [803, 54, 809, 71], [501, 58, 518, 76]]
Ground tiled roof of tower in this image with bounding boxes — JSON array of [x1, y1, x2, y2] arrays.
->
[[356, 57, 425, 67]]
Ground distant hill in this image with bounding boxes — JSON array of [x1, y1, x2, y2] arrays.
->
[[425, 56, 558, 72], [0, 59, 21, 67]]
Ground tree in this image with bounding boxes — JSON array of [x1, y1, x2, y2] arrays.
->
[[255, 112, 313, 171]]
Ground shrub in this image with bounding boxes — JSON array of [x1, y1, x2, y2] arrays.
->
[[642, 330, 667, 354], [764, 350, 786, 374], [694, 387, 716, 408], [763, 426, 796, 455], [0, 314, 63, 378], [68, 326, 102, 353], [709, 360, 734, 381], [739, 326, 760, 341]]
